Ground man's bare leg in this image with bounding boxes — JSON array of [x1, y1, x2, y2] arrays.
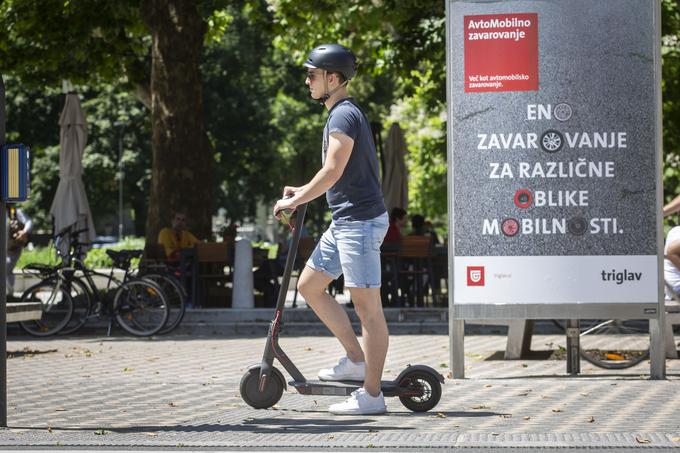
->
[[297, 266, 365, 363], [348, 287, 388, 397]]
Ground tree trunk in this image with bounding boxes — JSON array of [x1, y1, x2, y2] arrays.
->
[[141, 0, 213, 244]]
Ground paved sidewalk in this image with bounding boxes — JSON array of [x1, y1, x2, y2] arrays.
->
[[2, 332, 680, 450]]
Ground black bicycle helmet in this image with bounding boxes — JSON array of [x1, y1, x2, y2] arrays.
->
[[304, 44, 357, 80]]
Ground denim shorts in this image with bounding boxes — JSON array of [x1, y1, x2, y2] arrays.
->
[[307, 211, 389, 288]]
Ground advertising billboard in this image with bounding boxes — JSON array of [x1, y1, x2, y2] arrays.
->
[[447, 0, 663, 319]]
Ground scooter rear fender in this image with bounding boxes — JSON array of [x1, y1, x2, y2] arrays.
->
[[395, 365, 445, 384]]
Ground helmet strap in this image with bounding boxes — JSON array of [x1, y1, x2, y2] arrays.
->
[[318, 70, 348, 104]]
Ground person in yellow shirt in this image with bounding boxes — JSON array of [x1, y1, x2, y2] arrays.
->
[[157, 212, 200, 261]]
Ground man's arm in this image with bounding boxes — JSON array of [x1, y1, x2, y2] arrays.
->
[[157, 229, 175, 258], [186, 230, 200, 246], [664, 194, 680, 217], [274, 132, 354, 213]]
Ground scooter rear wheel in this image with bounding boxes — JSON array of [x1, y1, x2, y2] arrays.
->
[[240, 366, 285, 409], [398, 369, 442, 412]]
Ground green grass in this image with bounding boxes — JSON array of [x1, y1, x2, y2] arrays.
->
[[17, 237, 146, 270]]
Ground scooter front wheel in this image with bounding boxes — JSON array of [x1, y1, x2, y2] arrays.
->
[[240, 365, 285, 409], [398, 369, 442, 412]]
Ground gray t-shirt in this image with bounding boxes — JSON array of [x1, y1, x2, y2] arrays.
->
[[322, 98, 386, 221]]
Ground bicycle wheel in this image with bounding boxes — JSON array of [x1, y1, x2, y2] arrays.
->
[[579, 319, 650, 369], [59, 277, 92, 335], [143, 273, 187, 334], [113, 279, 169, 336], [19, 279, 74, 337]]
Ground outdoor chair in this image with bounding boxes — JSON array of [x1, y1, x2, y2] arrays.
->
[[380, 242, 401, 307], [195, 242, 233, 308], [398, 235, 436, 307]]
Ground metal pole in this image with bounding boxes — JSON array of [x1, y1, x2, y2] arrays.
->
[[0, 74, 7, 427], [566, 319, 580, 375], [118, 131, 123, 241]]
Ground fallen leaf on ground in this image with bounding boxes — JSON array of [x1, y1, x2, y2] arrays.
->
[[484, 384, 493, 388], [500, 414, 512, 418], [671, 436, 680, 442], [471, 405, 490, 410], [521, 363, 528, 368], [123, 367, 133, 372], [552, 408, 562, 413], [446, 372, 453, 379], [54, 408, 66, 412], [491, 432, 500, 436], [435, 412, 446, 418], [579, 392, 589, 397], [328, 435, 335, 439], [587, 416, 595, 423], [46, 427, 52, 433], [304, 347, 312, 351], [168, 402, 178, 407], [94, 429, 108, 435], [523, 416, 531, 420], [146, 432, 158, 437], [635, 436, 651, 444]]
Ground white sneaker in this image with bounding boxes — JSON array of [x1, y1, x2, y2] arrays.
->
[[329, 388, 387, 415], [318, 356, 365, 381]]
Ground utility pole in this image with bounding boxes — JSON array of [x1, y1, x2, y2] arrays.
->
[[0, 74, 7, 427]]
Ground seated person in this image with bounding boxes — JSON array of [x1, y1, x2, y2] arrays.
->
[[665, 225, 680, 298], [7, 204, 32, 297], [409, 214, 440, 244], [157, 211, 200, 261], [409, 214, 427, 236], [384, 207, 407, 243]]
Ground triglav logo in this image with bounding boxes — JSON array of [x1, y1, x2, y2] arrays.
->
[[467, 266, 485, 286]]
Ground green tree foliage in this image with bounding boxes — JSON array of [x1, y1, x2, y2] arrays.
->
[[264, 0, 447, 225], [4, 77, 151, 233], [0, 0, 148, 88]]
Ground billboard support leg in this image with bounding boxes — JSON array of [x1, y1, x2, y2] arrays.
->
[[650, 316, 666, 380], [566, 319, 580, 375], [450, 319, 465, 379]]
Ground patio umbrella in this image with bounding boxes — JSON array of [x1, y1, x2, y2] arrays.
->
[[49, 93, 95, 253], [381, 123, 409, 213]]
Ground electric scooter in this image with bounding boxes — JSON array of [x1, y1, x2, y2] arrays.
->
[[240, 203, 444, 412]]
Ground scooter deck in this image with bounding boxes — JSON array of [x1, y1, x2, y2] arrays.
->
[[289, 379, 402, 397]]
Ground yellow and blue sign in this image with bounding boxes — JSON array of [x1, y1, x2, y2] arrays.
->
[[1, 144, 30, 202]]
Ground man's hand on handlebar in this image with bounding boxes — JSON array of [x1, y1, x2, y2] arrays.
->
[[273, 197, 297, 220]]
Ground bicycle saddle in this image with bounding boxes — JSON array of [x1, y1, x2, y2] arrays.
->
[[106, 249, 143, 269], [23, 263, 56, 276]]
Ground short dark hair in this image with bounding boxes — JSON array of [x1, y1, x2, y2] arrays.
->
[[390, 207, 407, 222], [411, 214, 425, 230], [332, 71, 346, 84]]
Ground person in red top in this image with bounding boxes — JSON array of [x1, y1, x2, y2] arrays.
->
[[384, 207, 407, 243]]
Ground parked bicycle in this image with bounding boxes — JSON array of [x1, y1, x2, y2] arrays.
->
[[19, 228, 170, 337], [135, 251, 188, 334], [553, 319, 650, 369]]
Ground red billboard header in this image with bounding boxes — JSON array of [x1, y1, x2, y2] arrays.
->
[[464, 13, 539, 92]]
